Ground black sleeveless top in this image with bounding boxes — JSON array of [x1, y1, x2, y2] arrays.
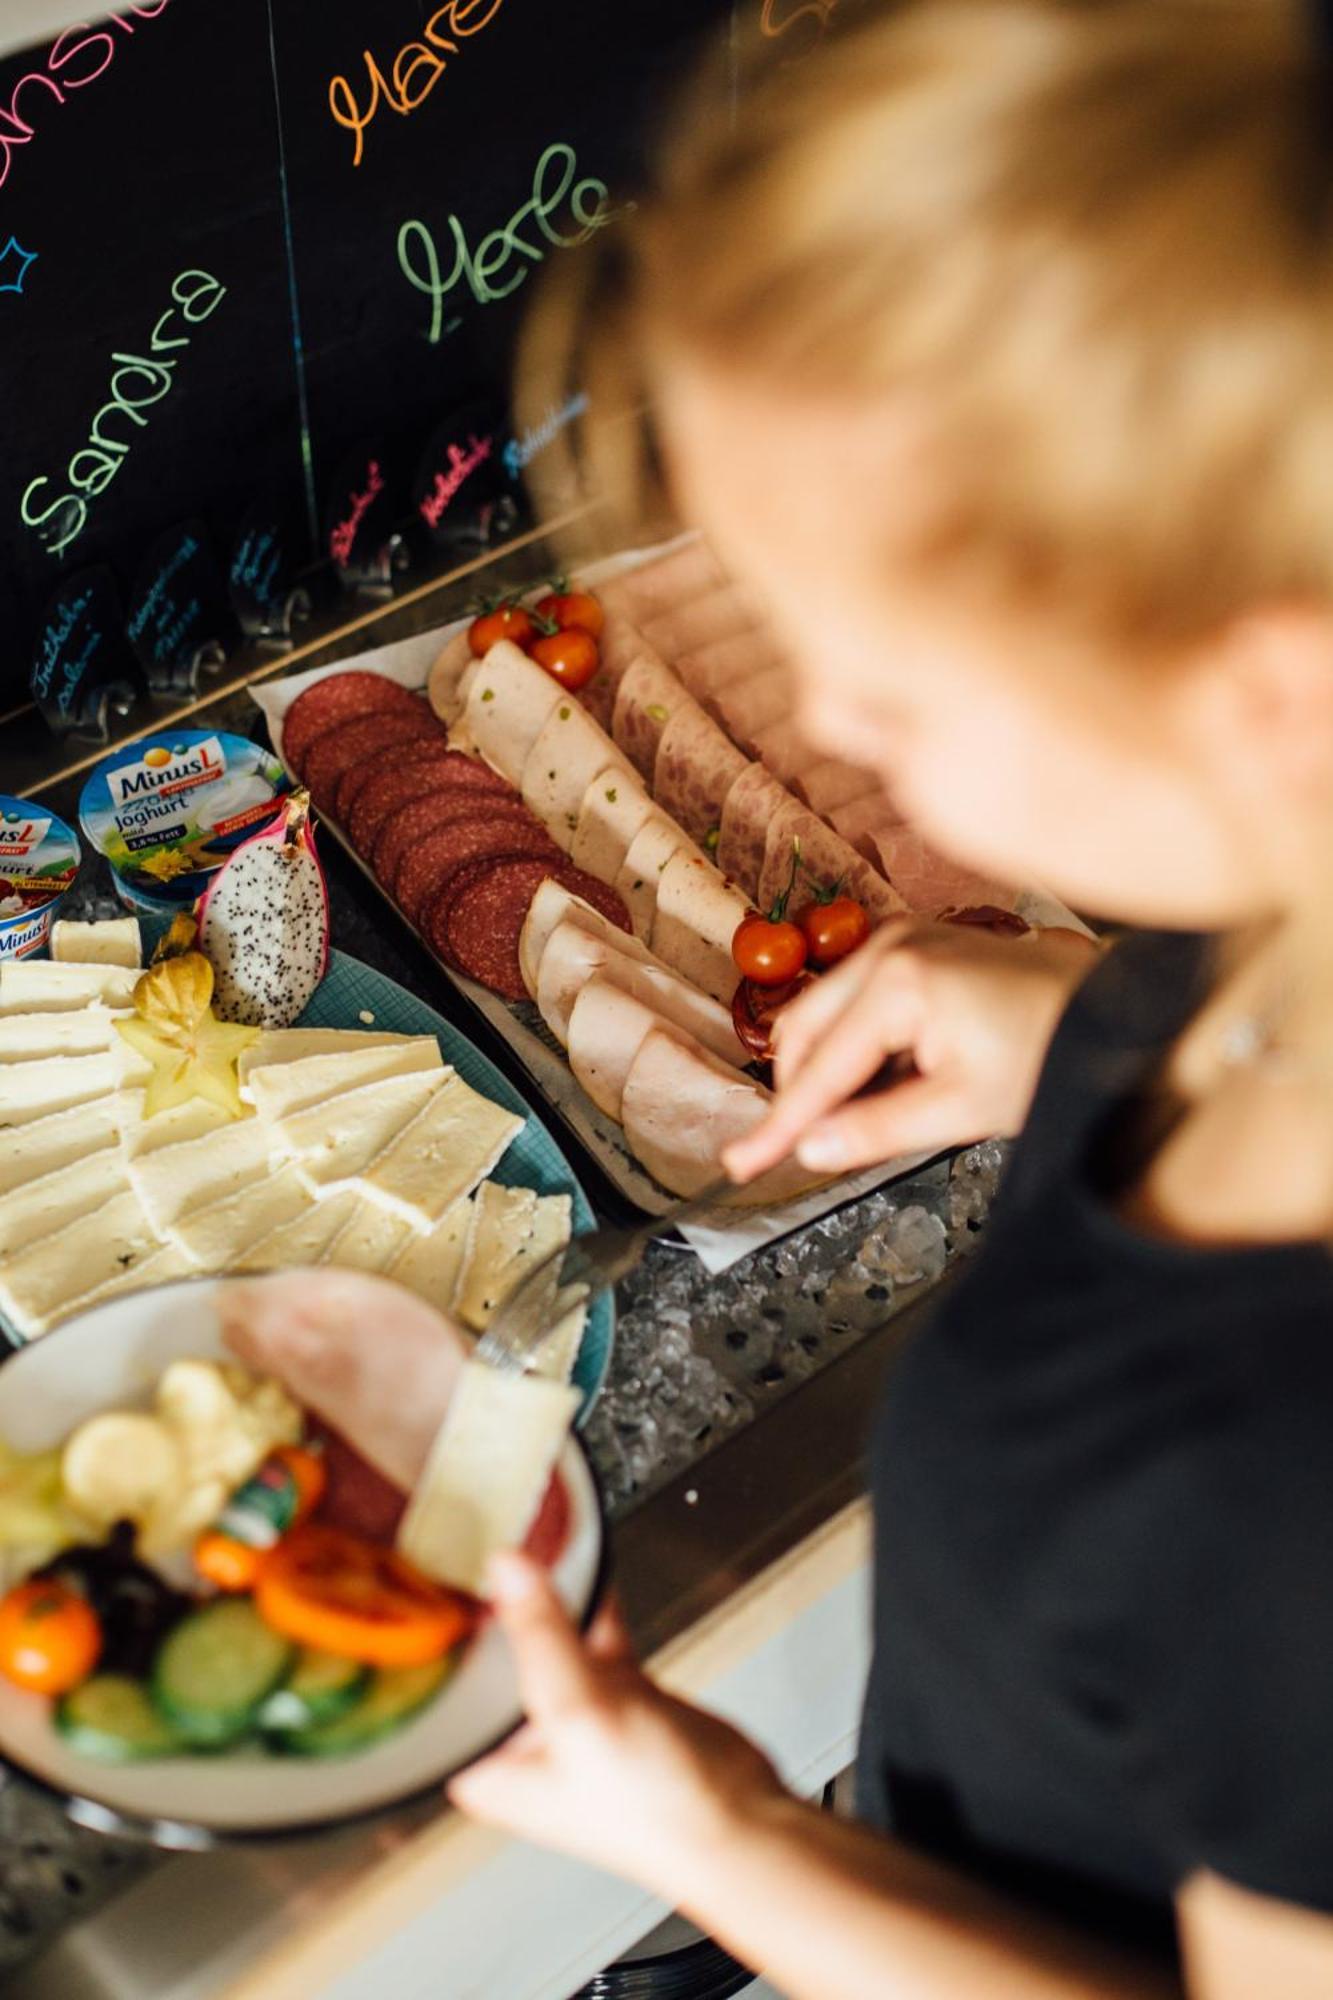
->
[[858, 930, 1333, 1956]]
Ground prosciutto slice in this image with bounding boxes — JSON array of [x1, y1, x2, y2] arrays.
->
[[653, 699, 748, 847], [611, 653, 690, 780]]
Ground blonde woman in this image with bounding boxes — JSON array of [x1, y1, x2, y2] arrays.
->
[[447, 4, 1333, 1993]]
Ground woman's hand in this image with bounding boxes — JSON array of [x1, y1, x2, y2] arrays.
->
[[448, 1554, 782, 1898], [725, 921, 1098, 1183]]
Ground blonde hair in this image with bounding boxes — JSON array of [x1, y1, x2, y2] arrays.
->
[[526, 0, 1333, 649]]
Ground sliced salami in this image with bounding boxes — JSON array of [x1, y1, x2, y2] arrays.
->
[[303, 709, 443, 808], [653, 699, 747, 847], [376, 794, 537, 900], [282, 672, 428, 775], [439, 857, 629, 1001], [350, 750, 511, 855], [395, 810, 559, 926], [335, 740, 454, 823]]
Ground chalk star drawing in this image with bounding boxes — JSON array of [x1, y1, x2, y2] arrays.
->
[[0, 237, 37, 295]]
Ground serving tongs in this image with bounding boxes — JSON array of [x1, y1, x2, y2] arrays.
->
[[474, 1177, 734, 1378]]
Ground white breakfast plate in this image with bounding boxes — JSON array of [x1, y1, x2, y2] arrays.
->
[[0, 1277, 606, 1846]]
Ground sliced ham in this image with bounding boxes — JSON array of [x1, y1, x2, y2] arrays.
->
[[567, 979, 681, 1120], [611, 653, 689, 781], [713, 668, 796, 757], [601, 539, 729, 619], [717, 763, 789, 900], [521, 700, 636, 851], [848, 822, 1015, 914], [639, 585, 766, 660], [519, 880, 661, 1000], [650, 850, 748, 1004], [758, 798, 908, 924], [653, 700, 748, 847], [621, 1030, 822, 1205], [615, 813, 698, 940], [674, 631, 787, 708], [427, 629, 476, 724], [463, 641, 563, 785], [535, 917, 746, 1061], [570, 767, 658, 883]]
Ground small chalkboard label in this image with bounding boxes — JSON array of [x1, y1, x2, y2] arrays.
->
[[126, 521, 236, 697], [30, 566, 140, 742], [228, 498, 311, 644]]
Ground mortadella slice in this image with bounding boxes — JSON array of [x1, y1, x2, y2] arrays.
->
[[614, 813, 698, 941], [535, 917, 746, 1061], [600, 538, 728, 620], [567, 979, 690, 1121], [611, 653, 690, 781], [620, 1030, 823, 1205], [804, 762, 884, 818], [653, 700, 748, 849], [843, 820, 1015, 915], [713, 667, 795, 758], [674, 630, 787, 709], [522, 700, 636, 851], [639, 585, 766, 661], [519, 880, 660, 1000], [649, 850, 748, 1005], [463, 641, 563, 784], [758, 798, 908, 924], [570, 768, 660, 888], [717, 763, 790, 900]]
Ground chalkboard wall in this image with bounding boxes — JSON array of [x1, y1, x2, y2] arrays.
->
[[0, 0, 845, 730]]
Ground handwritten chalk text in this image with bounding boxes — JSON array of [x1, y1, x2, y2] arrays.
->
[[502, 392, 587, 478], [329, 1, 504, 169], [330, 461, 385, 564], [20, 269, 226, 560], [0, 6, 170, 193], [398, 142, 627, 345], [419, 433, 492, 526]]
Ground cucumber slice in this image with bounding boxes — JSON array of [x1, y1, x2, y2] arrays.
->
[[57, 1674, 183, 1761], [152, 1599, 293, 1748], [259, 1649, 368, 1733], [276, 1657, 453, 1757]]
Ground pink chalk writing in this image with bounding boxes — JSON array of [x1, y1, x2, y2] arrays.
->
[[418, 433, 492, 526], [0, 6, 171, 194], [330, 461, 385, 565]]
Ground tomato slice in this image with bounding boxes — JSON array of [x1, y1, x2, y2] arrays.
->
[[256, 1526, 474, 1667]]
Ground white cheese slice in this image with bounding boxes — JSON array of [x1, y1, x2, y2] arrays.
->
[[117, 1094, 231, 1159], [354, 1073, 523, 1231], [521, 704, 635, 852], [0, 1150, 131, 1261], [649, 849, 748, 1005], [385, 1196, 474, 1315], [396, 1361, 578, 1596], [0, 1007, 123, 1063], [532, 1300, 587, 1384], [0, 1054, 120, 1128], [275, 1071, 443, 1196], [127, 1116, 272, 1234], [0, 1095, 124, 1197], [49, 918, 142, 968], [238, 1027, 416, 1094], [168, 1163, 313, 1269], [614, 814, 698, 942], [570, 766, 657, 884], [324, 1198, 416, 1274], [0, 961, 139, 1014], [232, 1189, 361, 1272], [45, 1240, 198, 1337], [0, 1187, 163, 1337], [454, 1184, 572, 1333], [244, 1039, 444, 1122]]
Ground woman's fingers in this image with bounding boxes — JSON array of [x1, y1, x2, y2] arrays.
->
[[486, 1552, 597, 1725], [796, 1073, 985, 1173], [586, 1595, 636, 1665], [724, 970, 925, 1182]]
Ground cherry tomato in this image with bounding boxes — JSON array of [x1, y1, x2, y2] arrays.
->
[[732, 913, 809, 985], [0, 1579, 101, 1694], [800, 895, 870, 967], [467, 605, 534, 657], [530, 626, 600, 691], [194, 1532, 266, 1593], [533, 588, 605, 638], [256, 1525, 474, 1667]]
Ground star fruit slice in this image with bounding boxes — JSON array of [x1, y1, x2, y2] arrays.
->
[[116, 950, 258, 1119]]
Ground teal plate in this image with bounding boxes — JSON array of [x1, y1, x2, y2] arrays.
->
[[299, 950, 613, 1420]]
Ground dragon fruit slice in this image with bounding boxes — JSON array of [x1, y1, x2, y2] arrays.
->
[[197, 789, 330, 1026]]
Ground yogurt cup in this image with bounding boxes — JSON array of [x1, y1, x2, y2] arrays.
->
[[79, 731, 290, 914], [0, 797, 81, 960]]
